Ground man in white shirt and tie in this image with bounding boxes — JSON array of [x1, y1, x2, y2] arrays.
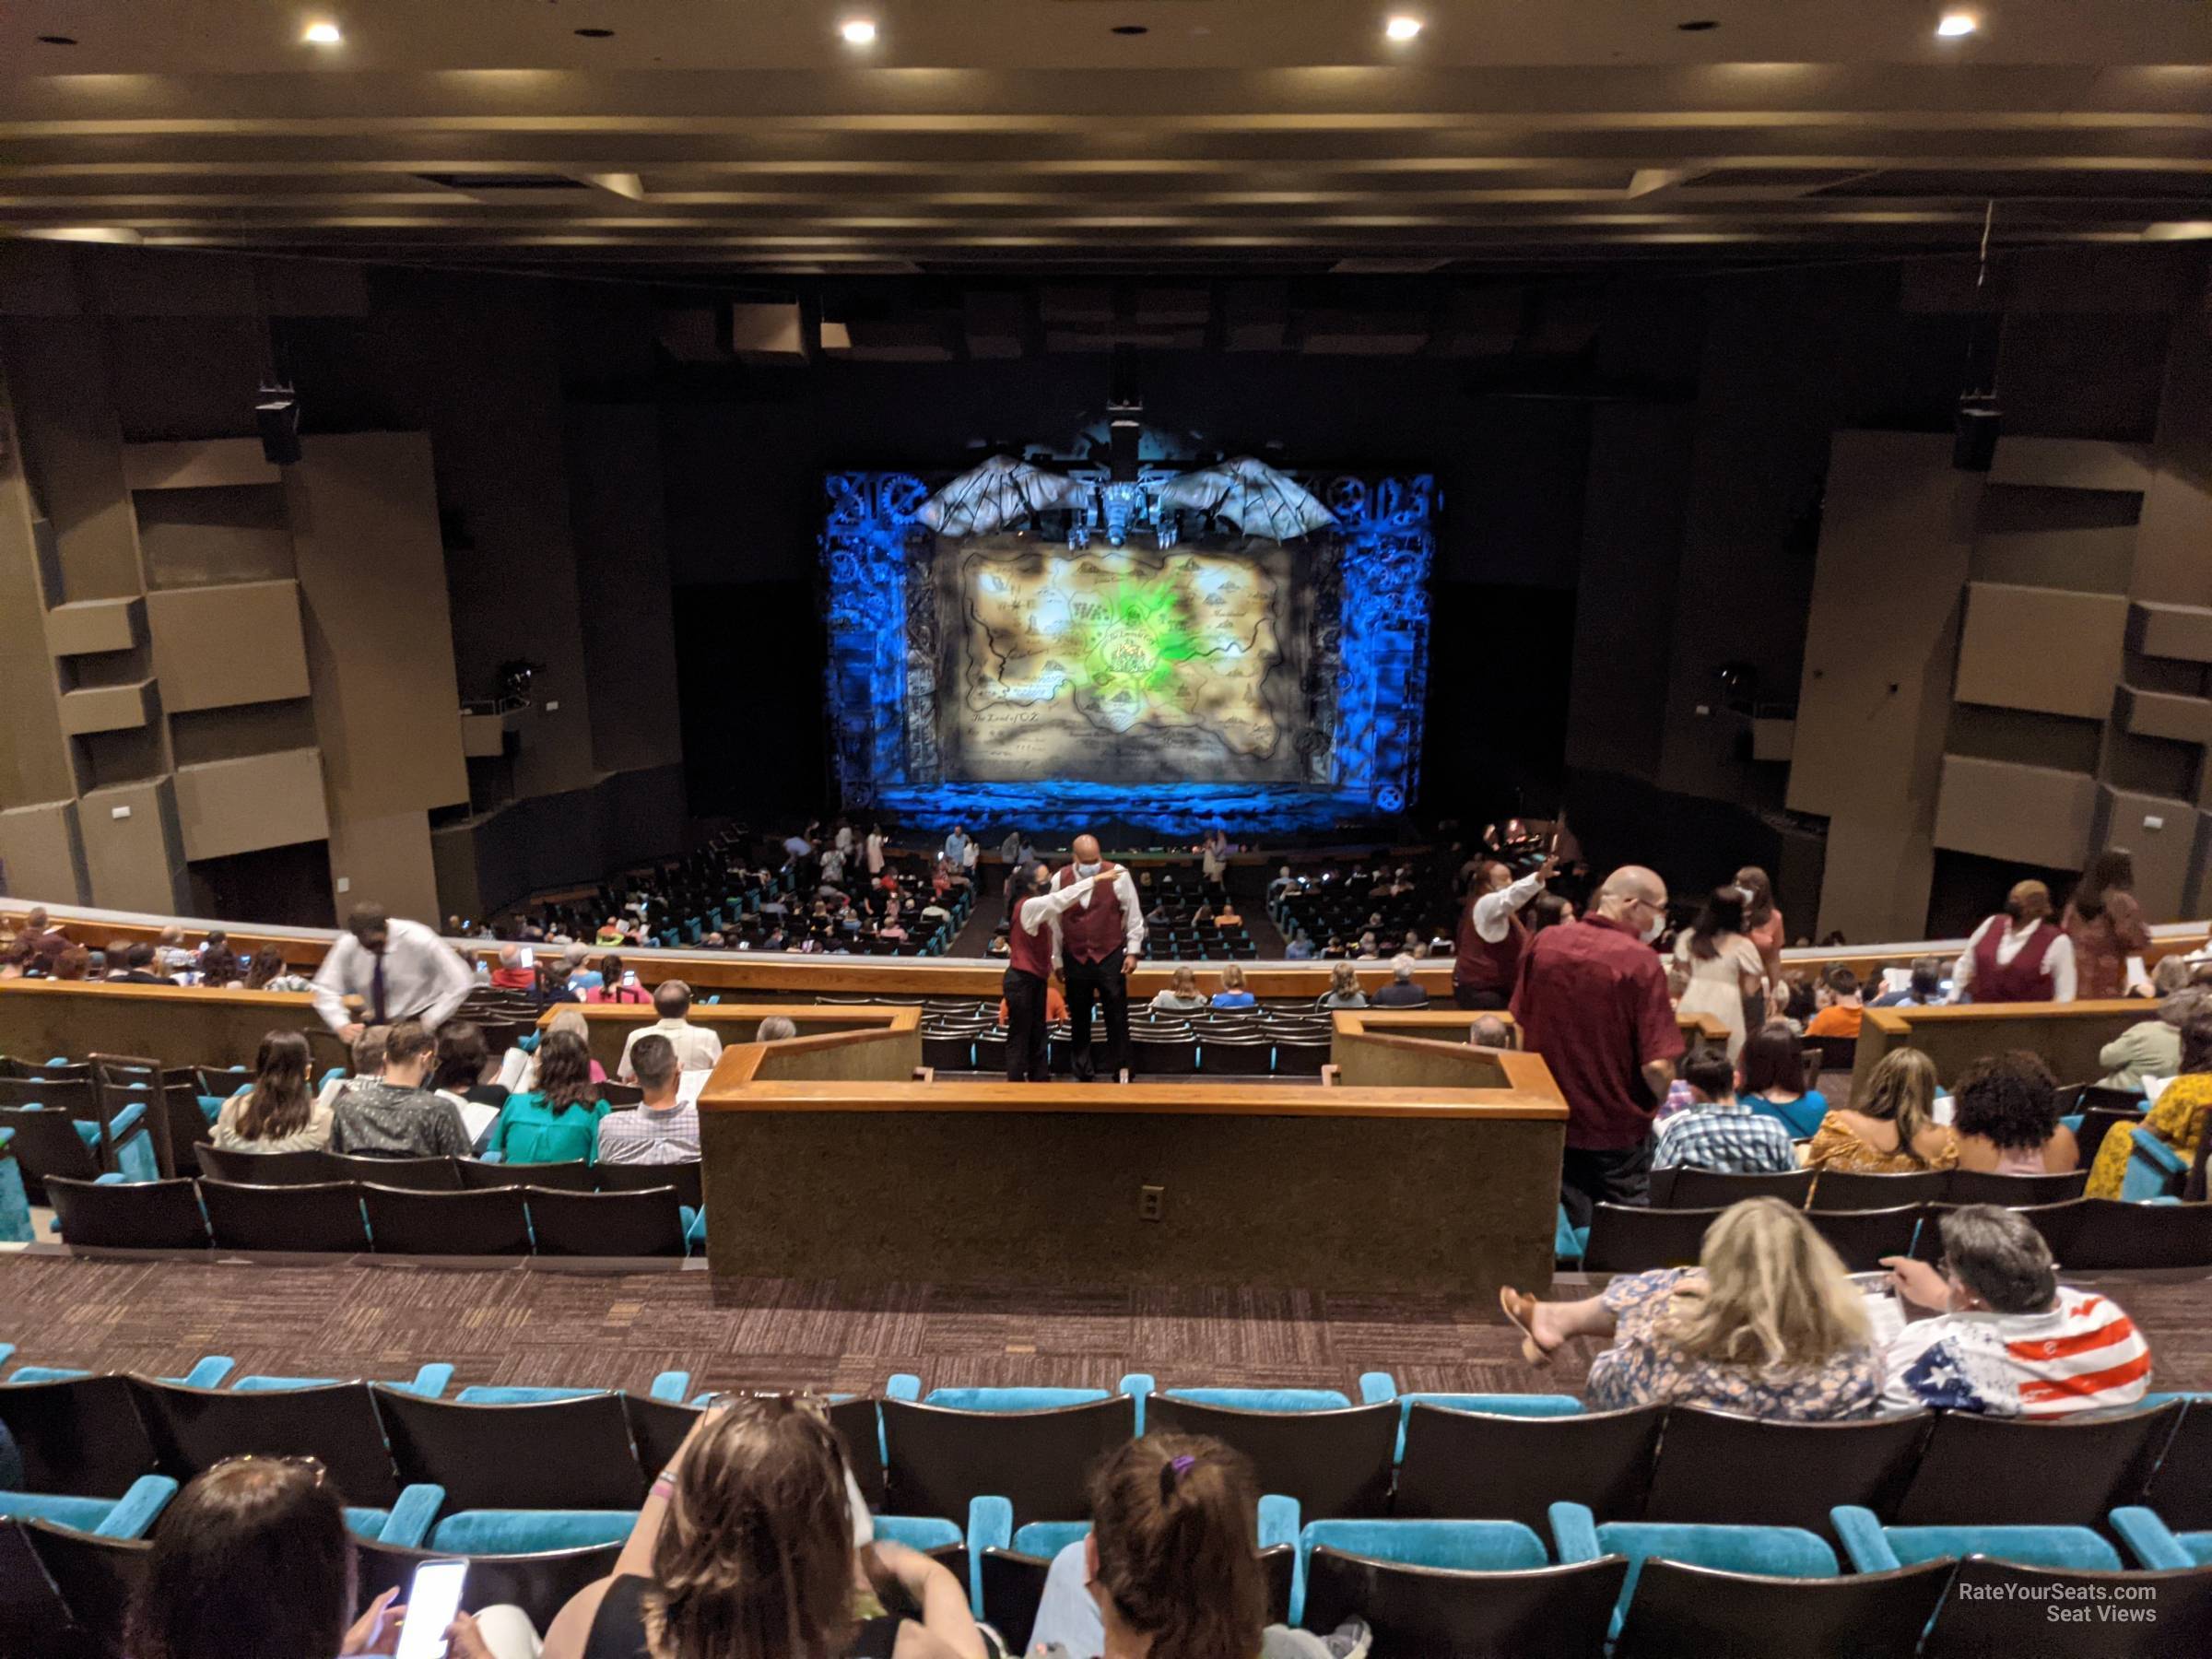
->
[[311, 905, 477, 1042], [616, 979, 726, 1080]]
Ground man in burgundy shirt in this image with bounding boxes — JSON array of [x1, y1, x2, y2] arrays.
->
[[6, 906, 68, 972], [1054, 833, 1147, 1082], [1511, 865, 1685, 1229]]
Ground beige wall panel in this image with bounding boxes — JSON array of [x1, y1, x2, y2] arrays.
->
[[327, 807, 440, 924], [287, 432, 467, 818], [0, 319, 141, 602], [0, 800, 87, 905], [2131, 470, 2212, 609], [145, 580, 311, 712], [123, 440, 279, 493], [1954, 582, 2127, 721], [42, 596, 138, 657], [1971, 525, 2137, 594], [1815, 815, 1939, 949], [1933, 755, 2098, 870], [135, 488, 294, 590], [1986, 438, 2152, 493], [2118, 685, 2212, 747], [2096, 787, 2195, 924], [79, 778, 184, 914], [0, 374, 75, 806], [567, 403, 683, 773], [57, 680, 153, 737], [2133, 602, 2212, 664], [173, 747, 329, 863]]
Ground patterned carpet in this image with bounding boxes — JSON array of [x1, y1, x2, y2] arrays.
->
[[0, 1253, 2207, 1397]]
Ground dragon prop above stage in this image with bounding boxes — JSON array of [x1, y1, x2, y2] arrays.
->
[[918, 453, 1335, 547]]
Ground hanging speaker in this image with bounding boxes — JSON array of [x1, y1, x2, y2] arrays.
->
[[1953, 394, 2000, 473], [255, 385, 301, 465]]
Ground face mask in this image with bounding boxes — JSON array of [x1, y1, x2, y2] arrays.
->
[[1735, 886, 1756, 905], [1077, 861, 1102, 878], [1640, 910, 1665, 944]]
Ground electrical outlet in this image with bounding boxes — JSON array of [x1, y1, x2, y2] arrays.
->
[[1137, 1184, 1164, 1222]]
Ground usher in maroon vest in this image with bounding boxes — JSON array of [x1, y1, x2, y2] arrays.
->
[[1453, 895, 1527, 994], [1053, 866, 1128, 963], [1006, 894, 1054, 980], [1971, 918, 2060, 1003]]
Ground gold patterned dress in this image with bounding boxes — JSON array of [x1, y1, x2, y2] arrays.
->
[[1804, 1113, 1959, 1176], [2086, 1074, 2212, 1200]]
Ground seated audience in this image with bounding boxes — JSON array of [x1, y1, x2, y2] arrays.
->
[[212, 1030, 335, 1153], [103, 936, 134, 978], [199, 933, 241, 986], [1652, 1046, 1798, 1173], [2127, 950, 2193, 1001], [595, 917, 626, 945], [1806, 1047, 1957, 1176], [1950, 1049, 2078, 1174], [1870, 955, 1947, 1008], [589, 953, 651, 1005], [1148, 966, 1210, 1014], [1525, 890, 1574, 935], [156, 924, 192, 973], [317, 1026, 387, 1116], [1210, 963, 1257, 1009], [489, 943, 537, 990], [1284, 928, 1314, 960], [537, 1394, 984, 1659], [2088, 1007, 2212, 1198], [618, 980, 725, 1079], [1804, 967, 1865, 1037], [1880, 1205, 2149, 1415], [595, 1034, 699, 1165], [6, 905, 68, 971], [2097, 982, 2201, 1092], [51, 944, 90, 981], [329, 1018, 472, 1157], [1004, 981, 1071, 1025], [119, 941, 170, 984], [1469, 1014, 1516, 1050], [1954, 879, 2075, 1004], [1501, 1198, 1881, 1419], [1735, 1023, 1826, 1139], [1369, 953, 1430, 1007], [757, 1015, 799, 1041], [2062, 849, 2152, 1002], [1775, 970, 1817, 1031], [1355, 931, 1381, 959], [1315, 961, 1368, 1011], [430, 1020, 510, 1110], [487, 1028, 611, 1164], [243, 945, 314, 993]]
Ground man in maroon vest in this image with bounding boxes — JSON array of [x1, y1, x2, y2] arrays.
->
[[1954, 879, 2077, 1004], [1005, 859, 1121, 1081], [1454, 855, 1553, 1010], [1054, 833, 1147, 1082]]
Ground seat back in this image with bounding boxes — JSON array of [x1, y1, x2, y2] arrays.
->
[[525, 1187, 685, 1257], [45, 1177, 209, 1250], [1143, 1396, 1397, 1519], [2064, 1197, 2212, 1269], [622, 1394, 702, 1484], [0, 1077, 95, 1114], [1643, 1409, 1930, 1535], [1615, 1557, 1951, 1659], [1945, 1169, 2088, 1206], [131, 1380, 400, 1506], [18, 1520, 147, 1655], [1302, 1548, 1628, 1659], [324, 1153, 460, 1190], [1897, 1402, 2183, 1526], [594, 1159, 703, 1208], [199, 1180, 370, 1253], [354, 1537, 624, 1635], [1396, 1405, 1665, 1531], [2143, 1398, 2212, 1531], [0, 1375, 159, 1498], [1663, 1168, 1816, 1209], [1923, 1557, 2212, 1659], [1802, 1206, 1922, 1271], [1808, 1169, 1948, 1211], [830, 1397, 887, 1509], [372, 1389, 646, 1512], [0, 1106, 101, 1196], [361, 1185, 532, 1255], [881, 1397, 1133, 1528], [191, 1144, 335, 1186], [1581, 1205, 1719, 1272], [457, 1159, 595, 1192]]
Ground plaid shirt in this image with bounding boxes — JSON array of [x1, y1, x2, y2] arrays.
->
[[594, 1102, 700, 1165], [1652, 1097, 1798, 1174]]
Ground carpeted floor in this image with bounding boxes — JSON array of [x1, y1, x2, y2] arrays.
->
[[1, 1253, 2207, 1397]]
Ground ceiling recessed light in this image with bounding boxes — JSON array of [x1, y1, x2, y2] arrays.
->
[[1111, 24, 1149, 34], [301, 21, 343, 46], [36, 33, 76, 45], [840, 18, 878, 46], [1936, 12, 1978, 37], [1677, 18, 1720, 30], [1384, 16, 1424, 42], [574, 27, 614, 39]]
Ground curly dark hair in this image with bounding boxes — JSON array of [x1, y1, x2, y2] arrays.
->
[[1950, 1049, 2059, 1152]]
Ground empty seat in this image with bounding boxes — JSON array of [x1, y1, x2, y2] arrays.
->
[[622, 1394, 702, 1484], [525, 1186, 686, 1257], [457, 1159, 596, 1192], [2141, 1399, 2212, 1532], [1551, 1500, 1842, 1639], [1302, 1546, 1627, 1659], [1142, 1396, 1395, 1519], [1581, 1205, 1717, 1273], [1642, 1407, 1931, 1537], [922, 1032, 976, 1071], [1920, 1556, 2212, 1659], [1128, 1034, 1196, 1076], [1806, 1169, 1947, 1211], [2063, 1197, 2212, 1269], [17, 1518, 149, 1656], [1662, 1168, 1816, 1209], [200, 1180, 370, 1253], [193, 1143, 335, 1186], [830, 1397, 888, 1509], [362, 1184, 532, 1255], [1802, 1206, 1922, 1272], [595, 1159, 703, 1210], [1945, 1168, 2089, 1206], [1395, 1404, 1665, 1533], [371, 1389, 645, 1548], [131, 1379, 403, 1514], [45, 1177, 209, 1250], [1896, 1402, 2183, 1528], [882, 1396, 1134, 1529], [0, 1374, 161, 1500], [1612, 1556, 1952, 1659], [324, 1152, 461, 1190]]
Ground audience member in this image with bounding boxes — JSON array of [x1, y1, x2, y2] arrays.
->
[[2098, 984, 2201, 1092], [1512, 865, 1685, 1228], [536, 1394, 984, 1659], [1501, 1198, 1880, 1419], [430, 1020, 511, 1110], [562, 943, 605, 996], [1879, 1205, 2149, 1415], [1525, 891, 1574, 935], [487, 1028, 610, 1164], [758, 1016, 799, 1041], [1210, 963, 1257, 1009], [51, 944, 90, 982], [1469, 1014, 1516, 1050], [2063, 849, 2152, 1001], [490, 944, 537, 990], [1949, 1049, 2078, 1174], [1354, 931, 1381, 959], [1148, 966, 1210, 1014], [6, 906, 68, 971], [243, 945, 314, 993], [1804, 967, 1865, 1037], [1735, 865, 1786, 986], [312, 904, 477, 1041], [1953, 879, 2075, 1004], [103, 936, 133, 979], [596, 1035, 699, 1165], [1870, 954, 1947, 1008], [618, 980, 724, 1079], [1284, 929, 1314, 960], [328, 1018, 472, 1158], [318, 1026, 388, 1117], [1806, 1048, 1956, 1175], [1735, 1024, 1826, 1139], [1452, 856, 1550, 1011], [1370, 953, 1429, 1007], [1652, 1046, 1797, 1173], [120, 942, 170, 984], [1315, 961, 1368, 1011], [1671, 886, 1767, 1058], [590, 953, 651, 1005], [2088, 1008, 2212, 1198], [211, 1030, 335, 1153]]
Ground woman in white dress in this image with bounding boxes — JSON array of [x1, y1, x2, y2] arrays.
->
[[1673, 885, 1769, 1060]]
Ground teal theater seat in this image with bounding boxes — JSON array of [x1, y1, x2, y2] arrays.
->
[[1835, 1503, 2124, 1572], [1551, 1500, 1838, 1638]]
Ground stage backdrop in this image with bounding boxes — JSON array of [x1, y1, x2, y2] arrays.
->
[[821, 466, 1434, 834]]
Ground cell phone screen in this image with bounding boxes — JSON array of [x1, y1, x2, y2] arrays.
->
[[394, 1559, 468, 1659], [518, 947, 535, 969]]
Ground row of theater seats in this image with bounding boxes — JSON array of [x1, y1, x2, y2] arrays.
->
[[919, 1020, 1335, 1077], [3, 1359, 2206, 1657]]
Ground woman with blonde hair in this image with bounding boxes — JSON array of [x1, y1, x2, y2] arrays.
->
[[1148, 966, 1210, 1015], [1806, 1047, 1957, 1175], [1500, 1198, 1882, 1420], [1314, 961, 1367, 1012], [1210, 963, 1257, 1010]]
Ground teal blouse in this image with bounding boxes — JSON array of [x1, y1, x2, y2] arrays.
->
[[487, 1092, 611, 1165]]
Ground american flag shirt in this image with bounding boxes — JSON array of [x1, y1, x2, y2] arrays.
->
[[1879, 1288, 2152, 1417]]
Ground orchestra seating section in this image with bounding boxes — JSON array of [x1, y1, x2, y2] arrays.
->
[[900, 996, 1334, 1078], [3, 1361, 2208, 1659], [1269, 860, 1457, 957]]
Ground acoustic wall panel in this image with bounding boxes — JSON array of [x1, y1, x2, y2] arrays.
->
[[172, 746, 329, 862], [2094, 786, 2195, 923], [2133, 601, 2212, 664], [0, 799, 87, 904], [56, 679, 154, 736], [1933, 755, 2098, 871], [1953, 582, 2127, 721], [123, 439, 279, 492], [42, 596, 137, 657], [1985, 437, 2152, 493], [144, 579, 311, 712], [2118, 685, 2212, 747], [78, 777, 184, 914]]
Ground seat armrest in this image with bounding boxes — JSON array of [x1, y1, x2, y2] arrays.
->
[[967, 1495, 1013, 1615], [381, 1485, 446, 1547], [1256, 1494, 1300, 1551], [180, 1356, 233, 1388], [1548, 1501, 1601, 1564], [98, 1475, 179, 1539], [1357, 1371, 1397, 1406], [885, 1373, 922, 1402], [2111, 1507, 2195, 1571], [649, 1371, 692, 1402], [402, 1363, 455, 1397], [1831, 1505, 1901, 1572]]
